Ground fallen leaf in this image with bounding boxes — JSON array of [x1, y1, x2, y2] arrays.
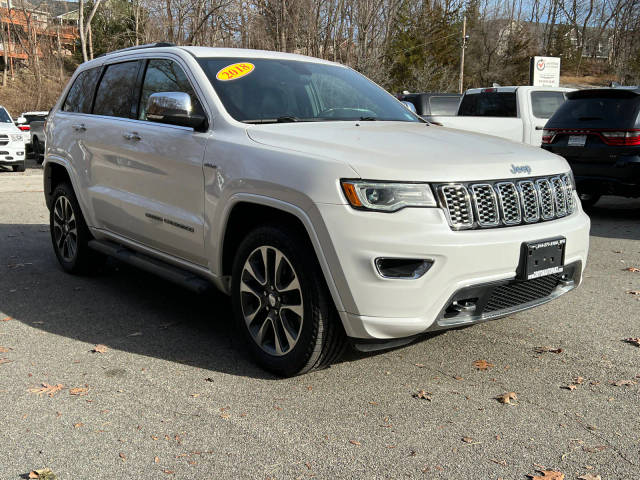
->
[[349, 440, 361, 446], [0, 346, 11, 352], [91, 344, 108, 353], [69, 387, 88, 396], [578, 474, 601, 480], [29, 383, 64, 397], [495, 392, 517, 404], [562, 384, 577, 391], [582, 445, 607, 453], [461, 436, 474, 443], [1, 316, 11, 322], [27, 469, 57, 480], [119, 452, 127, 462], [73, 422, 84, 428], [163, 470, 175, 475], [527, 470, 565, 480], [490, 458, 507, 466], [611, 379, 636, 386], [574, 376, 584, 384], [0, 358, 12, 365], [625, 267, 640, 272], [473, 359, 494, 370], [627, 290, 640, 296], [454, 376, 464, 381], [414, 363, 425, 368], [190, 393, 200, 398], [623, 337, 640, 347], [534, 346, 563, 354], [413, 389, 432, 401], [154, 456, 159, 463]]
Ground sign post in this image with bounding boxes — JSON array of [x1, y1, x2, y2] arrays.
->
[[529, 56, 561, 87]]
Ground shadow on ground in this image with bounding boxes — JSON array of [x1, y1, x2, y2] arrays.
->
[[0, 223, 422, 380], [583, 196, 640, 241]]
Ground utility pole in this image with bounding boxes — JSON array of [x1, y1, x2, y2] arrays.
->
[[459, 16, 467, 94]]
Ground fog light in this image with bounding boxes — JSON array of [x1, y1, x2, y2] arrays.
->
[[17, 152, 24, 156], [375, 258, 433, 279]]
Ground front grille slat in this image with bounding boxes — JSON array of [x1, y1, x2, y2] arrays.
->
[[439, 174, 575, 230]]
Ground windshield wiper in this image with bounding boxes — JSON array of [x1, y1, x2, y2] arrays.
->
[[359, 116, 378, 121], [242, 116, 301, 124]]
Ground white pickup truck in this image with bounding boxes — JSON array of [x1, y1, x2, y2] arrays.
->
[[431, 86, 573, 146]]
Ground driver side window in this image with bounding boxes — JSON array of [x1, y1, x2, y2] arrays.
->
[[139, 59, 203, 121]]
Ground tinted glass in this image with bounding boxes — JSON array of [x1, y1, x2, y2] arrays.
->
[[547, 96, 640, 129], [458, 92, 517, 117], [139, 59, 203, 120], [93, 61, 140, 118], [531, 91, 566, 118], [63, 68, 100, 114], [24, 114, 47, 124], [199, 58, 419, 123], [0, 108, 12, 123], [428, 96, 460, 115]]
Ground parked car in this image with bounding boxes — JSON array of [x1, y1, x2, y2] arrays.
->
[[0, 106, 28, 172], [16, 111, 48, 159], [398, 92, 461, 122], [43, 44, 590, 376], [541, 88, 640, 207], [432, 86, 572, 145]]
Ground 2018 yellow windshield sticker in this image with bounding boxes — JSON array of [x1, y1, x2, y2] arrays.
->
[[216, 62, 255, 81]]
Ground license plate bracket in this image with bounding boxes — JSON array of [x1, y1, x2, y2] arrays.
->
[[518, 237, 566, 281]]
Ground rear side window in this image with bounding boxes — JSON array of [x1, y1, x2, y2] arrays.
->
[[428, 96, 460, 116], [93, 61, 140, 118], [63, 68, 100, 113], [138, 59, 203, 121], [531, 91, 566, 119], [548, 96, 640, 129], [459, 92, 517, 117]]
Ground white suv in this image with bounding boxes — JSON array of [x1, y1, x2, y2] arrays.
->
[[43, 44, 590, 376], [0, 106, 27, 172]]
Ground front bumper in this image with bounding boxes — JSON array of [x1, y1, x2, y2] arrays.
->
[[317, 201, 590, 340], [0, 145, 25, 166]]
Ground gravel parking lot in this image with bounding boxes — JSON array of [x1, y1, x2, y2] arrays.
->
[[1, 163, 639, 479]]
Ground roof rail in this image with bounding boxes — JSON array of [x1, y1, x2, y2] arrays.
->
[[100, 42, 176, 57]]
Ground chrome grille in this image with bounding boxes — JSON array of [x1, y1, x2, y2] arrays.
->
[[440, 185, 472, 228], [438, 174, 576, 230], [471, 184, 499, 226], [517, 180, 540, 222]]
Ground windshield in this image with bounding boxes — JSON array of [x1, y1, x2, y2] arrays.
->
[[0, 108, 13, 123], [198, 58, 420, 124]]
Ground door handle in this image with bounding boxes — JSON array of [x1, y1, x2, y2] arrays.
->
[[123, 132, 141, 141], [72, 123, 86, 132]]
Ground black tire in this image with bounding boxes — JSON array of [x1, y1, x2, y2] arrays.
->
[[32, 137, 43, 164], [50, 182, 103, 274], [12, 162, 25, 172], [231, 225, 346, 377], [578, 192, 600, 209]]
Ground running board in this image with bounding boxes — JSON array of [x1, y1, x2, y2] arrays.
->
[[88, 240, 211, 293]]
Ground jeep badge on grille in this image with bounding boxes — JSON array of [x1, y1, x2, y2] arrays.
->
[[510, 164, 532, 175]]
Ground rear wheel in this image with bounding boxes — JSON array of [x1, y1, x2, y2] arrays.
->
[[578, 192, 600, 208], [231, 225, 346, 377], [12, 162, 25, 172], [50, 182, 103, 274]]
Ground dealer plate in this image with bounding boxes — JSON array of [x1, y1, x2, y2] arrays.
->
[[568, 135, 587, 147], [519, 237, 566, 280]]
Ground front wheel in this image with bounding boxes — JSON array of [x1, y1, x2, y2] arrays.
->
[[578, 192, 600, 209], [32, 137, 43, 164], [231, 226, 346, 376]]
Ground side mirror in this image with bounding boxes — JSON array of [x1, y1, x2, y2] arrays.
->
[[146, 92, 207, 130], [401, 101, 417, 114], [16, 116, 27, 124]]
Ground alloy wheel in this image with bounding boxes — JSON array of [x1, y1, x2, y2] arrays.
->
[[52, 195, 78, 262], [239, 246, 304, 356]]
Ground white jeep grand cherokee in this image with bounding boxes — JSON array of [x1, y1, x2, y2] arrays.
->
[[43, 44, 590, 376]]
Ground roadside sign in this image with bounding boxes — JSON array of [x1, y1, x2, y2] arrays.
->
[[530, 56, 561, 87]]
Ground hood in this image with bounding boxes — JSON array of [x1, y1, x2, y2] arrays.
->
[[246, 121, 569, 182], [0, 122, 20, 133]]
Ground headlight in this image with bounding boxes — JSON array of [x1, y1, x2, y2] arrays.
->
[[341, 180, 437, 212]]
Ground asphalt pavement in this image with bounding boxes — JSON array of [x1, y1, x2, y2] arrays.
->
[[1, 162, 639, 479]]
